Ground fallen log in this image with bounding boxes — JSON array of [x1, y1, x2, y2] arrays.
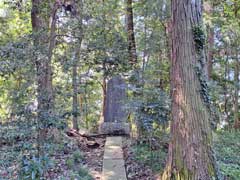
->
[[66, 129, 101, 149], [66, 128, 107, 138]]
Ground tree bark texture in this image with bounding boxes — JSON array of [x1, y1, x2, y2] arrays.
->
[[102, 76, 107, 117], [233, 2, 240, 129], [207, 27, 214, 80], [31, 0, 59, 153], [126, 0, 137, 65], [234, 50, 240, 129], [72, 0, 83, 131], [162, 0, 217, 179], [72, 53, 79, 131], [205, 1, 214, 80]]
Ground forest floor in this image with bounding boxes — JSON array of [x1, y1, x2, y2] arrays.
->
[[123, 132, 240, 180], [65, 129, 106, 179], [122, 136, 168, 180], [1, 124, 240, 180], [123, 139, 156, 180], [0, 125, 106, 180]]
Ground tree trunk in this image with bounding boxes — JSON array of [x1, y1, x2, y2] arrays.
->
[[234, 50, 240, 129], [126, 0, 140, 137], [224, 49, 230, 127], [31, 0, 59, 155], [72, 0, 83, 131], [31, 0, 53, 120], [126, 0, 137, 65], [233, 2, 240, 129], [72, 54, 79, 131], [84, 84, 89, 128], [207, 28, 214, 80], [101, 0, 108, 121], [162, 0, 217, 179], [102, 76, 107, 117], [205, 1, 214, 80]]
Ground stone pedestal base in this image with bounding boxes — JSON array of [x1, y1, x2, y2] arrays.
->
[[99, 122, 130, 135]]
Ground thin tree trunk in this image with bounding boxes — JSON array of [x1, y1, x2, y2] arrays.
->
[[234, 50, 240, 129], [72, 45, 82, 132], [101, 0, 107, 120], [205, 1, 214, 80], [162, 0, 217, 179], [126, 0, 140, 137], [142, 15, 147, 80], [72, 53, 79, 131], [102, 76, 107, 117], [233, 1, 240, 129], [84, 85, 89, 128], [72, 0, 83, 131], [224, 49, 230, 127], [31, 0, 59, 156], [126, 0, 137, 65], [207, 28, 214, 79]]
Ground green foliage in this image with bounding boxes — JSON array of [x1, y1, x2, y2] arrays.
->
[[72, 150, 83, 163], [66, 150, 84, 169], [77, 167, 93, 180], [195, 66, 212, 107], [132, 89, 170, 133], [132, 142, 167, 173], [66, 158, 74, 169], [214, 131, 240, 179], [1, 0, 240, 179], [192, 25, 211, 110], [19, 154, 53, 180], [192, 25, 206, 53], [61, 167, 93, 180], [193, 25, 218, 128]]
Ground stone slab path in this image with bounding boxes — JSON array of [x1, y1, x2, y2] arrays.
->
[[102, 136, 127, 180]]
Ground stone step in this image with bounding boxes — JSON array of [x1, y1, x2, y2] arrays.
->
[[102, 136, 127, 180], [104, 145, 123, 160], [105, 136, 123, 146], [102, 159, 127, 180]]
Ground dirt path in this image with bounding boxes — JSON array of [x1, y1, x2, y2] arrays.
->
[[102, 136, 127, 180]]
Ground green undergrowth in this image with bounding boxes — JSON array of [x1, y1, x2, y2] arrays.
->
[[0, 121, 93, 180], [131, 131, 240, 179], [131, 137, 168, 173], [214, 131, 240, 180], [59, 167, 93, 180], [65, 149, 93, 180]]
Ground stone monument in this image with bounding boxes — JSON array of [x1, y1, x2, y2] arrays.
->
[[99, 76, 130, 135]]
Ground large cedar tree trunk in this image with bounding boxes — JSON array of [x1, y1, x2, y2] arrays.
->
[[162, 1, 217, 179]]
